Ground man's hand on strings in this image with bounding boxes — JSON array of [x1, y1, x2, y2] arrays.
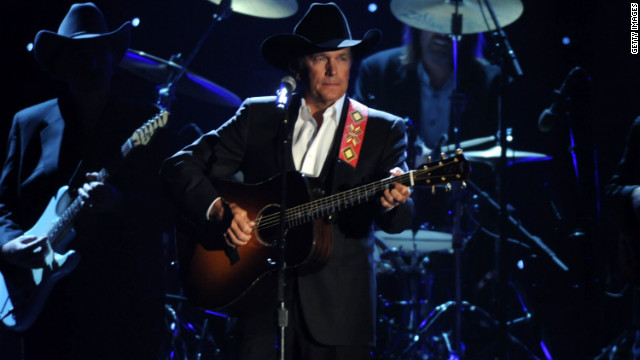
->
[[211, 199, 255, 248], [78, 172, 123, 213], [380, 167, 412, 211]]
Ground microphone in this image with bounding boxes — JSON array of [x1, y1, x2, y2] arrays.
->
[[538, 67, 590, 132], [275, 76, 297, 110]]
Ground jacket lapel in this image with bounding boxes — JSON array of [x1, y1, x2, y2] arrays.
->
[[38, 102, 65, 177], [276, 94, 300, 174]]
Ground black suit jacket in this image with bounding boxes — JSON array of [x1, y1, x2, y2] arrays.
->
[[160, 95, 413, 346], [0, 97, 175, 358]]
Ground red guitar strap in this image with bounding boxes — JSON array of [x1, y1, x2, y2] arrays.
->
[[338, 99, 369, 168]]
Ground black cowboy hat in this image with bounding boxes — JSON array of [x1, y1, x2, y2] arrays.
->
[[34, 2, 131, 76], [261, 2, 381, 72]]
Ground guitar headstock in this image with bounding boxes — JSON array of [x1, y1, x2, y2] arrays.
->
[[130, 109, 170, 146], [121, 109, 170, 157], [413, 149, 471, 194]]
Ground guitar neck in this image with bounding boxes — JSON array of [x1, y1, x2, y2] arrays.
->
[[280, 153, 469, 227], [48, 168, 110, 247], [121, 110, 169, 157], [286, 173, 413, 225], [46, 110, 169, 247]]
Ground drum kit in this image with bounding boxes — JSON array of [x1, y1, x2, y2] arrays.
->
[[119, 0, 560, 359], [372, 0, 572, 359]]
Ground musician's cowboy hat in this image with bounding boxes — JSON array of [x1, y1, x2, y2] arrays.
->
[[34, 2, 131, 76], [261, 2, 381, 72]]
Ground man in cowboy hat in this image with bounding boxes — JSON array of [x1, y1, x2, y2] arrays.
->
[[161, 3, 414, 359], [0, 3, 176, 359]]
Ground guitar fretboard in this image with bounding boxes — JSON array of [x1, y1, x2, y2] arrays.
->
[[47, 168, 110, 247], [255, 154, 468, 231]]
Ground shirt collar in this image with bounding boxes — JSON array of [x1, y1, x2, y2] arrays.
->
[[299, 95, 346, 126]]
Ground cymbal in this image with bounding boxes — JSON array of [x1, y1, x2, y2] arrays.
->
[[413, 135, 496, 166], [465, 145, 552, 165], [120, 49, 242, 108], [208, 0, 298, 19], [375, 229, 452, 253], [390, 0, 524, 34]]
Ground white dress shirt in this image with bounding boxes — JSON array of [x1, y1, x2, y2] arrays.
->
[[291, 95, 344, 177]]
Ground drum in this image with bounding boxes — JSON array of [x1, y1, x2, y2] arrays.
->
[[374, 229, 453, 254], [374, 233, 455, 359]]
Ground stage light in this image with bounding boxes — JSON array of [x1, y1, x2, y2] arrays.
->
[[368, 3, 378, 13], [26, 42, 34, 52], [132, 17, 140, 27], [562, 36, 571, 45]]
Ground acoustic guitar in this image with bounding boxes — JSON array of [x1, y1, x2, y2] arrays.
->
[[176, 151, 471, 315]]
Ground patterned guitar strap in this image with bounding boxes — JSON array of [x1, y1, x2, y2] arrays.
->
[[338, 99, 369, 168]]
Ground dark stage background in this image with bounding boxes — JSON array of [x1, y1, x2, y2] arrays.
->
[[1, 0, 639, 359]]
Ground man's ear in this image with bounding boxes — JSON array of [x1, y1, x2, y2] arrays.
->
[[288, 66, 301, 81], [288, 58, 306, 82]]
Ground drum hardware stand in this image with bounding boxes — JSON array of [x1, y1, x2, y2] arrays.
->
[[465, 180, 569, 272], [479, 0, 525, 357], [445, 2, 467, 357], [155, 0, 233, 110], [398, 298, 539, 359], [164, 294, 225, 360], [439, 0, 527, 357], [404, 241, 431, 333]]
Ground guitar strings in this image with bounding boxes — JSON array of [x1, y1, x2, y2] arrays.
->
[[253, 160, 461, 231]]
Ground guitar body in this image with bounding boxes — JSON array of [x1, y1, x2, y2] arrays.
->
[[0, 186, 80, 331], [176, 172, 332, 314]]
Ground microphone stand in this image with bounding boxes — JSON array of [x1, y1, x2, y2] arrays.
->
[[481, 0, 523, 358], [276, 96, 293, 360]]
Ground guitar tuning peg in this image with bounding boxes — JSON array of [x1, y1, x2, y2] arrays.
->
[[431, 185, 436, 195], [441, 153, 447, 160], [455, 148, 463, 155], [427, 155, 432, 163], [445, 183, 452, 192], [461, 181, 467, 189]]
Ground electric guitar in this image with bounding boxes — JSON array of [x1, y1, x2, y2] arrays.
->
[[0, 109, 169, 331], [175, 151, 471, 315]]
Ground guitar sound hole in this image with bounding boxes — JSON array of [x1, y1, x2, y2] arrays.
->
[[255, 204, 282, 247]]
